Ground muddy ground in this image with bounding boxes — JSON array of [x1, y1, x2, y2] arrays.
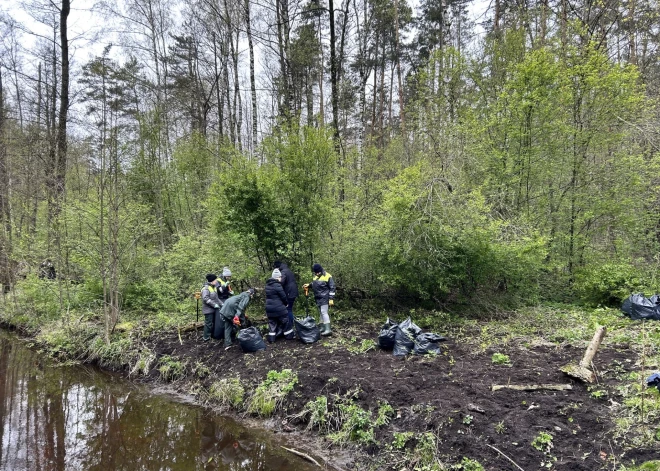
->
[[136, 315, 658, 471]]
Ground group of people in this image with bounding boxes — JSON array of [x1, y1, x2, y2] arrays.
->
[[200, 262, 336, 349]]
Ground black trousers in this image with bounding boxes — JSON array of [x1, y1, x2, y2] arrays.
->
[[267, 315, 294, 342]]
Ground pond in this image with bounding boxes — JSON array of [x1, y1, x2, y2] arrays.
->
[[0, 331, 318, 471]]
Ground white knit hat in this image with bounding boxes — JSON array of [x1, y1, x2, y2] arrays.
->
[[272, 268, 282, 279], [222, 267, 232, 277]]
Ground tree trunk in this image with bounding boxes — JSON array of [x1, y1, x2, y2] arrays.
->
[[245, 0, 258, 153], [0, 67, 12, 293], [329, 0, 340, 147], [55, 0, 70, 206], [393, 0, 404, 131]]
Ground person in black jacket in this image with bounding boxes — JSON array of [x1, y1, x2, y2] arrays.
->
[[265, 269, 294, 342], [273, 260, 298, 326]]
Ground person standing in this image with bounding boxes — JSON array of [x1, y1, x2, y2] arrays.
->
[[303, 263, 335, 336], [201, 274, 222, 342], [265, 268, 294, 342], [273, 260, 298, 325], [218, 266, 234, 305], [218, 288, 256, 349]]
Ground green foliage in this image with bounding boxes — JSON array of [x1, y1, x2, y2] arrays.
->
[[157, 355, 185, 382], [301, 396, 329, 431], [531, 431, 554, 453], [328, 401, 376, 445], [328, 398, 394, 445], [246, 369, 298, 417], [212, 125, 336, 270], [370, 164, 547, 301], [129, 348, 156, 376], [491, 353, 511, 365], [452, 457, 485, 471], [208, 378, 245, 408], [573, 261, 660, 306], [348, 338, 377, 354], [390, 431, 415, 450], [88, 335, 133, 368]]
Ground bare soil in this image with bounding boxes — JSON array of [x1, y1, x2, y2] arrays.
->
[[136, 317, 657, 471]]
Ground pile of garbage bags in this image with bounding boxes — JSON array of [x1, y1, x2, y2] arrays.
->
[[378, 317, 446, 356], [621, 294, 660, 321]]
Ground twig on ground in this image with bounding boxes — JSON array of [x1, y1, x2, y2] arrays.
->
[[492, 384, 573, 392], [486, 444, 525, 471], [280, 446, 321, 467]]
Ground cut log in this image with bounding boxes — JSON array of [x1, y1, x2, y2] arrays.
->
[[492, 384, 573, 392], [561, 326, 606, 383]]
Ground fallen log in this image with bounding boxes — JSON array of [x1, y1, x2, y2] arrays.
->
[[179, 322, 204, 332], [561, 326, 606, 383], [492, 384, 573, 392]]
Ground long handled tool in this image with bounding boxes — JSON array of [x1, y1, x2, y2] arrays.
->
[[194, 291, 201, 323]]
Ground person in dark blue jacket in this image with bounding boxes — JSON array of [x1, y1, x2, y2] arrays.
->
[[273, 261, 298, 326], [265, 269, 294, 342]]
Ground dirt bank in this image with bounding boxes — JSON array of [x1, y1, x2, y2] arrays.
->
[[138, 317, 657, 471]]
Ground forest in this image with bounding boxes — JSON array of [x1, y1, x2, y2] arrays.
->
[[0, 0, 659, 332]]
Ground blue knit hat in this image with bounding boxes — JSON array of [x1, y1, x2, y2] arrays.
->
[[312, 263, 323, 273]]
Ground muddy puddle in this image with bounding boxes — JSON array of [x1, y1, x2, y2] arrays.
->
[[0, 331, 317, 471]]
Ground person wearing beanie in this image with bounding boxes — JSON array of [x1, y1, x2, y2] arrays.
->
[[303, 263, 336, 336], [200, 274, 222, 341], [218, 289, 256, 349], [265, 269, 294, 343], [273, 260, 299, 327], [217, 266, 234, 304]]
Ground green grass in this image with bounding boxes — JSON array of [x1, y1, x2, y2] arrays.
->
[[208, 377, 245, 408], [246, 369, 298, 417]]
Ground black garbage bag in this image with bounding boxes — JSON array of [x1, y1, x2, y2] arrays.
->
[[378, 318, 398, 350], [237, 327, 266, 353], [413, 332, 447, 355], [647, 373, 660, 392], [294, 316, 321, 344], [393, 317, 422, 356], [622, 294, 660, 321]]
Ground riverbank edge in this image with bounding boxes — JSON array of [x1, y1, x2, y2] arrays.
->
[[0, 318, 358, 471], [3, 306, 660, 471]]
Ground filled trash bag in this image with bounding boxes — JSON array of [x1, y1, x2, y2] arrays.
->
[[413, 332, 447, 355], [621, 294, 660, 321], [378, 318, 398, 350], [394, 317, 422, 356], [647, 373, 660, 391], [237, 327, 266, 353], [294, 316, 321, 344]]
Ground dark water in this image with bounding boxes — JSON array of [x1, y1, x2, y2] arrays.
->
[[0, 331, 317, 471]]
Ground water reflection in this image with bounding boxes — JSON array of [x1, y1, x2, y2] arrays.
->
[[0, 332, 314, 471]]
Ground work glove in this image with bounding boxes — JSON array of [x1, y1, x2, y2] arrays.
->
[[233, 315, 241, 326], [214, 304, 220, 309], [329, 300, 334, 307], [303, 283, 309, 289]]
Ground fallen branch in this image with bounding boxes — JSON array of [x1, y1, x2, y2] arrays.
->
[[280, 446, 321, 467], [486, 444, 525, 471], [561, 326, 606, 383], [492, 384, 573, 392], [179, 322, 204, 332]]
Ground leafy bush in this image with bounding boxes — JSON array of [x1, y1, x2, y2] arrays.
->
[[573, 261, 659, 306], [491, 352, 511, 365]]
